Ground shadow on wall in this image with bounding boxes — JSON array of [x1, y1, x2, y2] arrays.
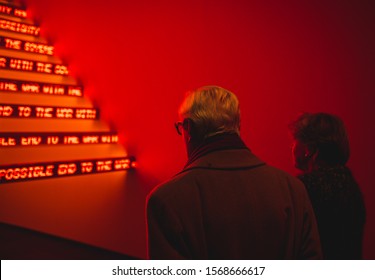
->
[[120, 168, 160, 258]]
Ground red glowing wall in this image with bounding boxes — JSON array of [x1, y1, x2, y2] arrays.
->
[[11, 0, 375, 258]]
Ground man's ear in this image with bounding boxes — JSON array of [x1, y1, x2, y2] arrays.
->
[[184, 118, 203, 141]]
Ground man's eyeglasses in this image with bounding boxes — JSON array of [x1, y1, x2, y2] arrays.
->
[[175, 118, 192, 135], [174, 121, 184, 135]]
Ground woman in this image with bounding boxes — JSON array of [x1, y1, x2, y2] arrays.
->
[[289, 112, 366, 259]]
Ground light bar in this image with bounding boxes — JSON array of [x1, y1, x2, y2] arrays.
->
[[0, 132, 119, 147], [0, 36, 54, 55], [0, 78, 83, 97], [0, 55, 69, 75], [0, 18, 39, 36], [0, 4, 27, 18], [0, 104, 99, 119], [0, 156, 137, 184]]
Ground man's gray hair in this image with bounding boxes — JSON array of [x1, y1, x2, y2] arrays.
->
[[179, 85, 241, 137]]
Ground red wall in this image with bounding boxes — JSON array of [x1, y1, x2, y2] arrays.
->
[[24, 0, 374, 259]]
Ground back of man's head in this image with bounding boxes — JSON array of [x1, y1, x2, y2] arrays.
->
[[179, 86, 241, 138]]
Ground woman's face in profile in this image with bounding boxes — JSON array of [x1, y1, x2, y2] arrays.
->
[[292, 140, 310, 171]]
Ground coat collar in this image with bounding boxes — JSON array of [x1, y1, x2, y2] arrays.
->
[[179, 149, 266, 174]]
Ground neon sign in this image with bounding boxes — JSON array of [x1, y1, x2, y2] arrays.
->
[[0, 132, 119, 147], [0, 18, 39, 36], [0, 36, 54, 55], [0, 157, 137, 184], [0, 104, 99, 119], [0, 78, 83, 97], [0, 4, 27, 18], [0, 56, 68, 75]]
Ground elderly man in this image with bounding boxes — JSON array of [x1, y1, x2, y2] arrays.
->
[[146, 86, 322, 259]]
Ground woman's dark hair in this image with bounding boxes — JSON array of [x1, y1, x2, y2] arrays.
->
[[289, 113, 350, 166]]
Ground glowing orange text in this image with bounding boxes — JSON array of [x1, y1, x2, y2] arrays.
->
[[0, 5, 27, 18], [0, 19, 39, 36], [0, 165, 54, 181]]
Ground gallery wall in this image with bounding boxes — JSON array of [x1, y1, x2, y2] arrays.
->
[[1, 0, 373, 259]]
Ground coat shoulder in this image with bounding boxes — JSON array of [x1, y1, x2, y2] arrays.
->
[[146, 171, 195, 203]]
